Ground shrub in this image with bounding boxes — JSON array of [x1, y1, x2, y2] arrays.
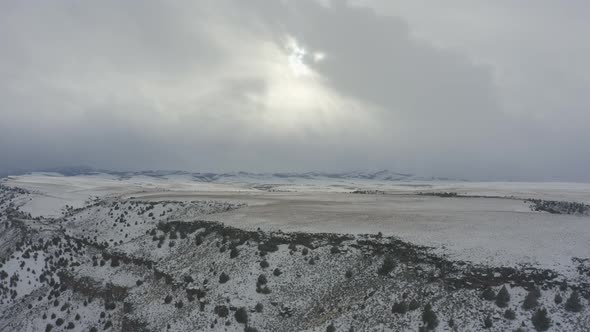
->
[[255, 303, 264, 313], [195, 235, 203, 246], [327, 323, 336, 332], [219, 272, 230, 284], [481, 287, 496, 301], [230, 247, 239, 259], [392, 301, 408, 314], [164, 295, 173, 304], [504, 309, 516, 320], [495, 286, 510, 307], [302, 248, 309, 256], [56, 318, 64, 326], [345, 270, 353, 278], [235, 307, 248, 324], [531, 308, 551, 331], [110, 257, 120, 267], [260, 260, 269, 268], [522, 289, 539, 310], [273, 268, 282, 276], [448, 318, 454, 328], [66, 322, 74, 329], [257, 285, 271, 294], [257, 274, 267, 286], [215, 305, 229, 317], [554, 293, 563, 304], [330, 246, 340, 254], [378, 255, 395, 275], [245, 327, 259, 332], [565, 291, 583, 312], [483, 315, 492, 328], [45, 324, 53, 332], [422, 304, 438, 330], [309, 258, 316, 265]]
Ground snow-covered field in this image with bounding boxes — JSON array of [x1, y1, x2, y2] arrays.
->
[[4, 173, 590, 275], [1, 172, 589, 331]]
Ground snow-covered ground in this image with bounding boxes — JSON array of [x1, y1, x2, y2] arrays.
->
[[1, 172, 589, 331], [3, 173, 590, 276]]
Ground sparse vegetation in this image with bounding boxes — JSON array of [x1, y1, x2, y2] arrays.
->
[[495, 285, 510, 307], [377, 255, 395, 275], [531, 308, 551, 331], [565, 290, 583, 312]]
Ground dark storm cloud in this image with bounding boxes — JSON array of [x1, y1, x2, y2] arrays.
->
[[0, 0, 588, 180]]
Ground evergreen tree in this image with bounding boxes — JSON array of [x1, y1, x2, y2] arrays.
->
[[422, 304, 438, 330], [495, 285, 510, 307], [531, 308, 551, 331], [481, 287, 496, 301], [522, 289, 539, 310], [565, 291, 583, 312]]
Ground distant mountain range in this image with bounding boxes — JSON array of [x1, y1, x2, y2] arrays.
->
[[1, 166, 461, 183]]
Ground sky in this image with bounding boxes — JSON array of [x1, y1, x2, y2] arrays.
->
[[1, 0, 589, 181]]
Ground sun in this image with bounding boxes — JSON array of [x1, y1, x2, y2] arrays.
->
[[286, 37, 311, 77]]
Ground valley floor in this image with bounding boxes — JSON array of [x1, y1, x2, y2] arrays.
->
[[0, 173, 588, 331]]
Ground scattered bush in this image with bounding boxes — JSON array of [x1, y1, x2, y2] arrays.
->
[[215, 305, 229, 318], [392, 301, 408, 314], [235, 307, 248, 324], [257, 285, 271, 294], [504, 309, 516, 320], [481, 287, 496, 301], [378, 255, 395, 275], [531, 308, 551, 331], [422, 304, 438, 330], [522, 289, 539, 310], [257, 274, 267, 286], [230, 247, 239, 259], [565, 291, 583, 312], [255, 303, 264, 313], [219, 272, 230, 284], [496, 286, 510, 307], [448, 318, 454, 328]]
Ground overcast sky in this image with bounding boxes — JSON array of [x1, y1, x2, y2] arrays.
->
[[1, 0, 589, 181]]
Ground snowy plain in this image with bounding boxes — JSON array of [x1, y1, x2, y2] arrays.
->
[[4, 172, 590, 277]]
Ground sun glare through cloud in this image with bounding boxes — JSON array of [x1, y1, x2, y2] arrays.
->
[[286, 36, 312, 77]]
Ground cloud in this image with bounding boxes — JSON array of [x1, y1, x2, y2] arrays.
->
[[0, 0, 588, 180]]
